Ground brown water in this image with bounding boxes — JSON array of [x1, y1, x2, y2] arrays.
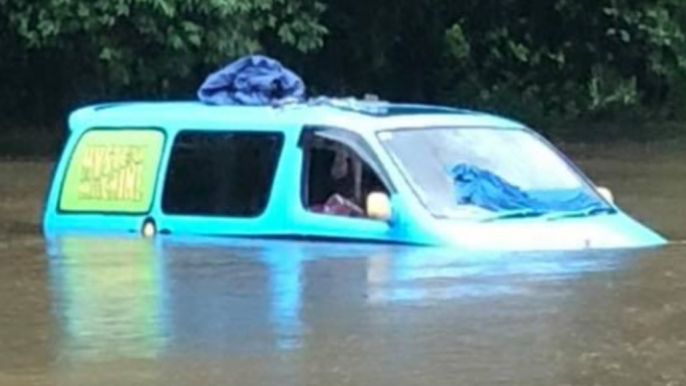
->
[[1, 143, 685, 386]]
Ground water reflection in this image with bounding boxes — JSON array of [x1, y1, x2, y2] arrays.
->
[[158, 237, 308, 353], [366, 247, 633, 304], [260, 243, 305, 350], [46, 236, 313, 358], [46, 236, 168, 360], [45, 234, 637, 361]]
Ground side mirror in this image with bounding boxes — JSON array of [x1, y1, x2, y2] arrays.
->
[[597, 186, 614, 204], [366, 192, 392, 222]]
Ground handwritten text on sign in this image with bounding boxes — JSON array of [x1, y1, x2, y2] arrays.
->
[[77, 145, 147, 202]]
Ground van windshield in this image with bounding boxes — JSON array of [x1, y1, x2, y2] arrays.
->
[[376, 127, 610, 220]]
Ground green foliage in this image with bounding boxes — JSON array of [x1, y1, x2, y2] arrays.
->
[[444, 23, 470, 63], [3, 0, 326, 95], [303, 0, 686, 127], [450, 0, 686, 122], [2, 0, 686, 137]]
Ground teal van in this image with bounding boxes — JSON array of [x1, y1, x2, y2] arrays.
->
[[42, 99, 667, 251]]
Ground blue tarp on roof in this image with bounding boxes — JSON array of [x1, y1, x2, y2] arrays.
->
[[198, 55, 306, 106]]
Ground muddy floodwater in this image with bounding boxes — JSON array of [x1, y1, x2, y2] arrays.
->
[[1, 143, 685, 386]]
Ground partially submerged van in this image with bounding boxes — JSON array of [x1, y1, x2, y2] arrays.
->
[[43, 99, 667, 251]]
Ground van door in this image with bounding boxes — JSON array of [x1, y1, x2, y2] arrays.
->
[[293, 126, 404, 243]]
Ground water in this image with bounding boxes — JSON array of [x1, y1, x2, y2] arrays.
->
[[1, 143, 685, 385]]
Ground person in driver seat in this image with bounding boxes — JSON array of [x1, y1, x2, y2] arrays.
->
[[309, 142, 365, 217]]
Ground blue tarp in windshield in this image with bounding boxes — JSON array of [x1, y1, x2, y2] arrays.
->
[[197, 55, 306, 105], [450, 163, 602, 212]]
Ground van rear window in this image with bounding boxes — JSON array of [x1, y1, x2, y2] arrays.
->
[[162, 131, 284, 217], [59, 129, 165, 213]]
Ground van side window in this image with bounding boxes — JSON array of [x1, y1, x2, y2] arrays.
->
[[162, 131, 284, 217], [303, 137, 389, 217], [59, 129, 165, 213]]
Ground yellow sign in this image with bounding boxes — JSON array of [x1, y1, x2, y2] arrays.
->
[[60, 130, 165, 213]]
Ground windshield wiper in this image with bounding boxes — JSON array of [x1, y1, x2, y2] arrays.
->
[[481, 209, 549, 222], [545, 206, 618, 221]]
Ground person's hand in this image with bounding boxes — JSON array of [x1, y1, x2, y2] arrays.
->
[[323, 194, 364, 217]]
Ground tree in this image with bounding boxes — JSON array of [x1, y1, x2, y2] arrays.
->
[[305, 0, 686, 123], [2, 0, 327, 97]]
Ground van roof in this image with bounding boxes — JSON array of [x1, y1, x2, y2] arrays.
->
[[67, 100, 526, 133]]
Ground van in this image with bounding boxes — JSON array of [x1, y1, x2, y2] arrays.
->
[[42, 99, 667, 250]]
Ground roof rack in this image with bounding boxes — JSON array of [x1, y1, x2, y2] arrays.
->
[[298, 96, 471, 117], [307, 96, 390, 115]]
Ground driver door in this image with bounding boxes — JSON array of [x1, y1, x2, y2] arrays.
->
[[292, 126, 401, 243]]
